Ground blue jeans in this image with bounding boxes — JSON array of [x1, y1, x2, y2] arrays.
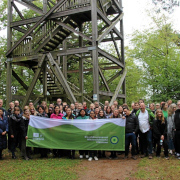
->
[[125, 133, 136, 156], [139, 129, 152, 155]]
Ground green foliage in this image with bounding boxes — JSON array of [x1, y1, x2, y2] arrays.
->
[[129, 15, 180, 102], [0, 0, 7, 31]]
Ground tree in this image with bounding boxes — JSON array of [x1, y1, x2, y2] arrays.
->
[[129, 15, 180, 102]]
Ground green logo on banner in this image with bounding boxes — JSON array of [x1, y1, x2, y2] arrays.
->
[[110, 136, 119, 144]]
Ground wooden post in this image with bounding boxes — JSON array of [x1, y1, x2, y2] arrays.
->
[[120, 0, 125, 102], [91, 0, 99, 102], [63, 40, 67, 79], [43, 60, 47, 102], [79, 23, 84, 103], [6, 0, 13, 109]]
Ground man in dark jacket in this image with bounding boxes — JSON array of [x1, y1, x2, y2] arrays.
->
[[123, 107, 139, 160], [174, 105, 180, 159]]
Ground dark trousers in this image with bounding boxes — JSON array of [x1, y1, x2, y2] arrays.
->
[[110, 151, 117, 158], [11, 135, 21, 156], [154, 138, 168, 157], [89, 150, 97, 157], [21, 138, 31, 158], [125, 133, 136, 156], [79, 150, 88, 156], [68, 150, 75, 158], [139, 129, 153, 155], [0, 149, 2, 158], [174, 131, 180, 154]]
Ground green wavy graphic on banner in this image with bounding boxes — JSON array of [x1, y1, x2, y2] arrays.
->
[[27, 123, 125, 151]]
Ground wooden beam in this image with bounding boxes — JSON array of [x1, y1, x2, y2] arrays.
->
[[13, 26, 27, 34], [6, 0, 66, 57], [56, 47, 91, 56], [97, 13, 123, 43], [98, 67, 110, 92], [67, 66, 120, 73], [97, 8, 123, 40], [6, 60, 12, 107], [12, 1, 30, 29], [112, 0, 123, 13], [99, 91, 125, 98], [98, 48, 124, 68], [99, 71, 121, 90], [12, 70, 28, 90], [63, 40, 67, 79], [54, 20, 92, 42], [109, 68, 127, 106], [91, 0, 99, 102], [110, 31, 121, 60], [21, 54, 46, 108], [47, 52, 76, 103], [14, 0, 44, 15], [10, 6, 91, 27]]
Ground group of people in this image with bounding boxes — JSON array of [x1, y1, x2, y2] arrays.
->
[[0, 98, 180, 162]]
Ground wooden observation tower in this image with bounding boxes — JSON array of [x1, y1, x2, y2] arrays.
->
[[6, 0, 126, 107]]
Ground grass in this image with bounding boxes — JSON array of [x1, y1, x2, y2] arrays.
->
[[131, 155, 180, 180], [0, 149, 81, 180]]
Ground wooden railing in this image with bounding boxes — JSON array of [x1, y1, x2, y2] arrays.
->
[[12, 0, 115, 57]]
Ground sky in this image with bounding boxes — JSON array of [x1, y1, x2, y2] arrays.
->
[[0, 0, 180, 46]]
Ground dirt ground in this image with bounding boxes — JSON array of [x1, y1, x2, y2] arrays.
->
[[77, 152, 140, 180]]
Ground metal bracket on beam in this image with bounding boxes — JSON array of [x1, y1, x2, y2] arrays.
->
[[88, 46, 96, 51]]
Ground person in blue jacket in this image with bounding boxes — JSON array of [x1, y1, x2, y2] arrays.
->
[[0, 107, 8, 160]]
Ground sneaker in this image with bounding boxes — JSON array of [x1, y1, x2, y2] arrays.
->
[[165, 156, 169, 160], [149, 155, 153, 159], [79, 155, 83, 159], [88, 157, 92, 161], [94, 156, 98, 161], [85, 155, 89, 159], [132, 156, 137, 160], [169, 150, 173, 155]]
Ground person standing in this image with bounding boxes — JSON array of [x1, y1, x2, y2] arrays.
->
[[9, 106, 22, 159], [136, 103, 155, 159], [88, 111, 98, 161], [0, 108, 8, 160], [167, 104, 176, 155], [174, 100, 180, 159], [76, 109, 89, 159], [20, 108, 31, 160], [123, 107, 139, 160], [153, 109, 169, 159]]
